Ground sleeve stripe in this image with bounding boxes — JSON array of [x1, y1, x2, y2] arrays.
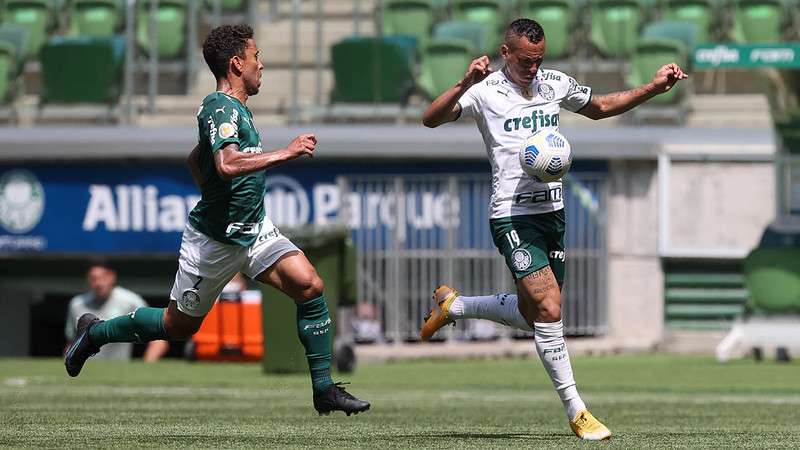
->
[[575, 87, 592, 113]]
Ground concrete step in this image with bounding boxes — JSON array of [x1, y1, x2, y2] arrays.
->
[[271, 0, 378, 20], [687, 94, 771, 128], [257, 18, 375, 68]]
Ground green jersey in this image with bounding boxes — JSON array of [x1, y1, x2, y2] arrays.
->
[[188, 92, 265, 246]]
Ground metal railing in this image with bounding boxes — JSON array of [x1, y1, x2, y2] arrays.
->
[[338, 173, 609, 343]]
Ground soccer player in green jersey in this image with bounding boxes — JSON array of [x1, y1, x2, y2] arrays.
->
[[421, 19, 686, 439], [65, 24, 370, 416]]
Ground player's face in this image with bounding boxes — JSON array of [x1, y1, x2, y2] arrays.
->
[[241, 39, 264, 96], [87, 266, 116, 301], [501, 36, 546, 87]]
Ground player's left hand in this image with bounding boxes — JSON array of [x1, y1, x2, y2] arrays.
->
[[650, 63, 688, 94]]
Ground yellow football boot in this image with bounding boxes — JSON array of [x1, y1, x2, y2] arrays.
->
[[569, 409, 612, 440], [420, 285, 459, 341]]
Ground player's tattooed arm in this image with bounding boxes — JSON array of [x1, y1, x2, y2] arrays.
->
[[213, 134, 316, 180], [579, 63, 688, 120], [422, 55, 492, 128], [187, 143, 202, 188]]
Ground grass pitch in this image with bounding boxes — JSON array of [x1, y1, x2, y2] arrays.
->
[[1, 354, 799, 448]]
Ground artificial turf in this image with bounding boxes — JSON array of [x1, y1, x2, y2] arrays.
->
[[1, 354, 799, 448]]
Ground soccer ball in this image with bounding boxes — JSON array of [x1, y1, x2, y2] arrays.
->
[[518, 129, 572, 183]]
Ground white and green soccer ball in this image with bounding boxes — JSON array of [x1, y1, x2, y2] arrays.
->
[[518, 129, 573, 183]]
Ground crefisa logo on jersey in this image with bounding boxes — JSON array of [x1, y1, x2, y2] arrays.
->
[[0, 169, 45, 234]]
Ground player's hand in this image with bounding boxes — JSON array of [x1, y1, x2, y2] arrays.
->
[[650, 63, 688, 94], [463, 55, 493, 87], [287, 133, 316, 159]]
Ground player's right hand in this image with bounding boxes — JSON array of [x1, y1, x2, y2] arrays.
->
[[288, 133, 316, 158], [464, 56, 493, 86]]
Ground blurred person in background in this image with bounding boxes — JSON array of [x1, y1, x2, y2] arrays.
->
[[64, 259, 169, 362]]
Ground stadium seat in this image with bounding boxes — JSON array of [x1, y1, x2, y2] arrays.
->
[[451, 0, 506, 54], [659, 0, 717, 43], [418, 37, 475, 99], [627, 21, 694, 103], [1, 0, 56, 59], [433, 20, 489, 55], [730, 0, 787, 43], [521, 0, 577, 58], [382, 0, 435, 49], [744, 248, 800, 314], [137, 0, 187, 59], [0, 25, 27, 104], [330, 36, 416, 104], [68, 0, 124, 37], [589, 0, 645, 58], [0, 24, 28, 73], [204, 0, 246, 11], [39, 35, 125, 105], [0, 41, 17, 103]]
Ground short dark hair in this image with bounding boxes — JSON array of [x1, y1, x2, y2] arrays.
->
[[202, 24, 254, 79], [504, 18, 545, 46], [86, 257, 115, 273]]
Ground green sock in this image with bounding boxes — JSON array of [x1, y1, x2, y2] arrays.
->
[[88, 307, 169, 346], [296, 296, 334, 393]]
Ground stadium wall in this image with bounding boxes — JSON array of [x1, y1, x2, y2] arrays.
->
[[0, 125, 776, 355]]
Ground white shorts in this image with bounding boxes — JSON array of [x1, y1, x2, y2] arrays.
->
[[169, 218, 300, 317]]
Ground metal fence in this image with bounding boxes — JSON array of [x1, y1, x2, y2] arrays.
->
[[339, 173, 609, 343]]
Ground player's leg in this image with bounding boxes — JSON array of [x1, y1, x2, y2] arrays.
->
[[246, 229, 369, 416], [420, 215, 541, 340], [65, 225, 241, 377], [515, 211, 610, 440]]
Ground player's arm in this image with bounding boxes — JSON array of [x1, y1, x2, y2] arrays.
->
[[422, 55, 492, 128], [187, 143, 202, 188], [578, 63, 688, 120], [213, 134, 316, 181]]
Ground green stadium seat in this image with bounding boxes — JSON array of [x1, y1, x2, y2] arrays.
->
[[137, 0, 187, 59], [730, 0, 787, 43], [660, 0, 717, 43], [641, 19, 696, 48], [627, 21, 694, 103], [0, 24, 28, 74], [204, 0, 246, 11], [521, 0, 577, 58], [589, 0, 645, 58], [383, 0, 435, 49], [0, 40, 17, 103], [744, 248, 800, 314], [433, 20, 489, 55], [39, 35, 125, 105], [1, 0, 56, 59], [451, 0, 506, 54], [330, 36, 416, 104], [418, 37, 475, 99], [68, 0, 124, 37]]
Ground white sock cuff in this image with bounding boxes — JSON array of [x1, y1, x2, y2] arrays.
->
[[533, 319, 564, 337]]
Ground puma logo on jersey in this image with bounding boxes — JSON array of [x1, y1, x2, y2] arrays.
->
[[497, 89, 510, 97], [215, 106, 226, 114]]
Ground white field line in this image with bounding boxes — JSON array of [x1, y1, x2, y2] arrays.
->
[[3, 382, 800, 406]]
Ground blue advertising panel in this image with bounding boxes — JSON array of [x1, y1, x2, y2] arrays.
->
[[0, 161, 606, 254]]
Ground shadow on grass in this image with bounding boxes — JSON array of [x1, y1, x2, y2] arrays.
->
[[397, 431, 566, 441]]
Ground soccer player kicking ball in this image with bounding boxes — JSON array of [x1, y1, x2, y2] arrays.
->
[[421, 18, 686, 440], [65, 24, 370, 417]]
